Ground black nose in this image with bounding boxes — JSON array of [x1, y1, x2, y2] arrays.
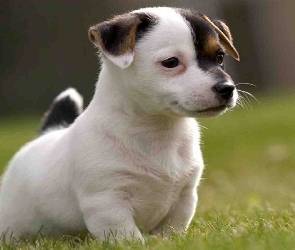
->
[[213, 82, 235, 100]]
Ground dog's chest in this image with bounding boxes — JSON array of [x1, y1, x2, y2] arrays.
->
[[132, 171, 188, 232], [101, 119, 201, 231], [117, 149, 194, 232]]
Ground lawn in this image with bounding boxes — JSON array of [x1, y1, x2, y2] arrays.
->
[[0, 94, 294, 249]]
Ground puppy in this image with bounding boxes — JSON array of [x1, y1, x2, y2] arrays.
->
[[0, 7, 239, 243]]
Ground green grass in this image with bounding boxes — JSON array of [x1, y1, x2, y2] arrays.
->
[[0, 94, 295, 249]]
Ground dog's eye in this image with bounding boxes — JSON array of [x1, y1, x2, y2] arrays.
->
[[161, 57, 179, 68], [216, 51, 225, 65]]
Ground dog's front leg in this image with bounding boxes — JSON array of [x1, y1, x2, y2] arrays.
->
[[79, 191, 144, 243], [151, 170, 199, 235]]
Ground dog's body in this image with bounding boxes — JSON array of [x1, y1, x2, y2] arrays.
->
[[0, 7, 239, 242]]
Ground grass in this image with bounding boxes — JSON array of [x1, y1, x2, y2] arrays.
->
[[0, 94, 295, 249]]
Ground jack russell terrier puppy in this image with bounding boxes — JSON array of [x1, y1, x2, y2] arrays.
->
[[0, 7, 239, 243]]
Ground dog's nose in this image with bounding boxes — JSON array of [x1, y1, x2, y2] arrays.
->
[[213, 82, 235, 100]]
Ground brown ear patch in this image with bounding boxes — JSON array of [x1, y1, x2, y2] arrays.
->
[[89, 12, 157, 56], [89, 28, 103, 48], [118, 18, 142, 55], [201, 15, 240, 61]]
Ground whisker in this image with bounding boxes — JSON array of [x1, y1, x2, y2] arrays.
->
[[242, 95, 251, 110], [199, 124, 208, 130], [236, 83, 257, 87], [237, 95, 248, 110], [236, 97, 245, 108], [238, 90, 253, 110], [238, 89, 260, 105], [236, 101, 244, 109], [241, 93, 253, 110], [239, 99, 248, 109]]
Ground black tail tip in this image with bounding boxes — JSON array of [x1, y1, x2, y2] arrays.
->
[[40, 88, 84, 135]]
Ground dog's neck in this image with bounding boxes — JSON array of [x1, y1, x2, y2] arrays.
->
[[92, 64, 139, 116]]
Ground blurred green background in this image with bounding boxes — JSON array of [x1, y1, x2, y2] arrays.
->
[[0, 0, 295, 248]]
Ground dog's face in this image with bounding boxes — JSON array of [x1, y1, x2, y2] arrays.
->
[[89, 7, 240, 118]]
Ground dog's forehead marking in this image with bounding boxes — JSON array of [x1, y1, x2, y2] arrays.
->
[[133, 7, 221, 62], [205, 35, 221, 58], [175, 8, 229, 76], [133, 7, 197, 57], [177, 9, 220, 59]]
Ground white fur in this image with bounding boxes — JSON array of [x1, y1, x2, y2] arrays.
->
[[105, 53, 134, 69], [0, 7, 237, 243]]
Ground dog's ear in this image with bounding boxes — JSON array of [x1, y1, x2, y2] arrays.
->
[[201, 15, 240, 61], [89, 12, 156, 69], [213, 20, 233, 43]]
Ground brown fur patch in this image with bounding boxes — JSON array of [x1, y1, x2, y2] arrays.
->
[[88, 28, 103, 49], [205, 36, 221, 57], [118, 18, 142, 54], [88, 12, 157, 56]]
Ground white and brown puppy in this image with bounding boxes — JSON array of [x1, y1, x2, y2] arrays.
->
[[0, 7, 239, 242]]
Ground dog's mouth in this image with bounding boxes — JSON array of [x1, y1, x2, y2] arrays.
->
[[197, 105, 227, 113], [171, 102, 229, 117]]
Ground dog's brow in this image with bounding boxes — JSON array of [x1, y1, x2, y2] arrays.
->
[[177, 9, 216, 57], [205, 36, 222, 57]]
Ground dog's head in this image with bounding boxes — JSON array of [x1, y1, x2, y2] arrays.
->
[[89, 7, 240, 118]]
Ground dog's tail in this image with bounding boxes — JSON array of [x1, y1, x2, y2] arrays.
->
[[39, 88, 84, 135]]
